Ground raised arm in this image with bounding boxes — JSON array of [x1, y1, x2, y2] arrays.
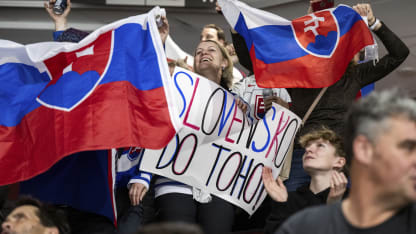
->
[[353, 3, 410, 86], [44, 0, 71, 31]]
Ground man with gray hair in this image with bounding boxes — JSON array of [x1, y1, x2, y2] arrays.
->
[[275, 89, 416, 234]]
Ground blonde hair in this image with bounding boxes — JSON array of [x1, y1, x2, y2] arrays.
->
[[194, 40, 234, 90]]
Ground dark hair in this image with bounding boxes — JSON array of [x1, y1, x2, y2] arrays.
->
[[137, 222, 203, 234], [14, 197, 70, 234], [203, 24, 226, 44]]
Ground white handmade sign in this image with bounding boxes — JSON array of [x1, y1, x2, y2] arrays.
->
[[140, 67, 301, 214]]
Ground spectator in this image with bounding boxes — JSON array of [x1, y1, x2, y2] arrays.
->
[[215, 4, 292, 232], [276, 89, 416, 233], [231, 2, 410, 192], [154, 40, 237, 234], [262, 127, 348, 233], [200, 23, 244, 84], [40, 1, 171, 233], [1, 197, 70, 234], [200, 24, 226, 46], [115, 148, 153, 234]]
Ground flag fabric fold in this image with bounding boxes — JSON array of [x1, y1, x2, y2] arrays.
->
[[0, 7, 181, 185], [20, 150, 117, 224], [218, 0, 374, 88]]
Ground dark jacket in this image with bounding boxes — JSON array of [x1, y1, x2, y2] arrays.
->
[[264, 185, 330, 234]]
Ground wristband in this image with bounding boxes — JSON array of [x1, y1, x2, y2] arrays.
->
[[369, 18, 380, 31]]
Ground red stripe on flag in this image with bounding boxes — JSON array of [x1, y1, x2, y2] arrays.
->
[[252, 20, 373, 88], [0, 81, 175, 185]]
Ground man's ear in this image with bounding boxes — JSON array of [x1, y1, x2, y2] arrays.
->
[[352, 135, 374, 165], [45, 227, 59, 234]]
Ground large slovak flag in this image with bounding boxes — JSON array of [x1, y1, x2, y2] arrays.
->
[[0, 7, 181, 186], [218, 0, 374, 88]]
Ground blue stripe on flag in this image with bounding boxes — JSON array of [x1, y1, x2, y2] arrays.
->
[[0, 63, 48, 127], [100, 23, 164, 91], [333, 5, 363, 37]]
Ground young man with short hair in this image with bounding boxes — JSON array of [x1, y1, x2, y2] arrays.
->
[[275, 90, 416, 234]]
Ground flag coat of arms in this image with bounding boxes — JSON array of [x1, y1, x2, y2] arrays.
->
[[0, 7, 181, 185], [218, 0, 374, 88]]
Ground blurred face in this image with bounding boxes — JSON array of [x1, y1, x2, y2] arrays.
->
[[200, 27, 222, 44], [368, 117, 416, 202], [1, 205, 49, 234], [194, 41, 227, 84], [303, 138, 343, 173], [225, 43, 238, 64]]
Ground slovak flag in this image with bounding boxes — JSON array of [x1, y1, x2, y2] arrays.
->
[[0, 7, 181, 186], [218, 0, 374, 88]]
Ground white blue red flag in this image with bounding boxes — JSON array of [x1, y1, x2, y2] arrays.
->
[[0, 7, 181, 185], [218, 0, 374, 88]]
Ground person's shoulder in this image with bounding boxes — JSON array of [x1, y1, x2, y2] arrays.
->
[[411, 203, 416, 214], [275, 203, 341, 234]]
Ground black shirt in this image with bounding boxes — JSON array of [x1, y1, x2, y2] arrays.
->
[[275, 202, 416, 234], [265, 185, 330, 234]]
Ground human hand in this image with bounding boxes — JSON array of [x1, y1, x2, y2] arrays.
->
[[129, 183, 148, 206], [264, 96, 289, 111], [262, 167, 288, 202], [326, 171, 348, 204], [158, 16, 169, 45], [353, 3, 375, 25], [215, 2, 222, 14], [308, 0, 321, 14], [44, 0, 71, 31], [236, 98, 248, 114]]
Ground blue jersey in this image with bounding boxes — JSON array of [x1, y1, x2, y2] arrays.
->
[[115, 147, 152, 189]]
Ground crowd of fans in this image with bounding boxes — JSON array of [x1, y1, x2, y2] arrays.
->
[[0, 0, 414, 233]]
